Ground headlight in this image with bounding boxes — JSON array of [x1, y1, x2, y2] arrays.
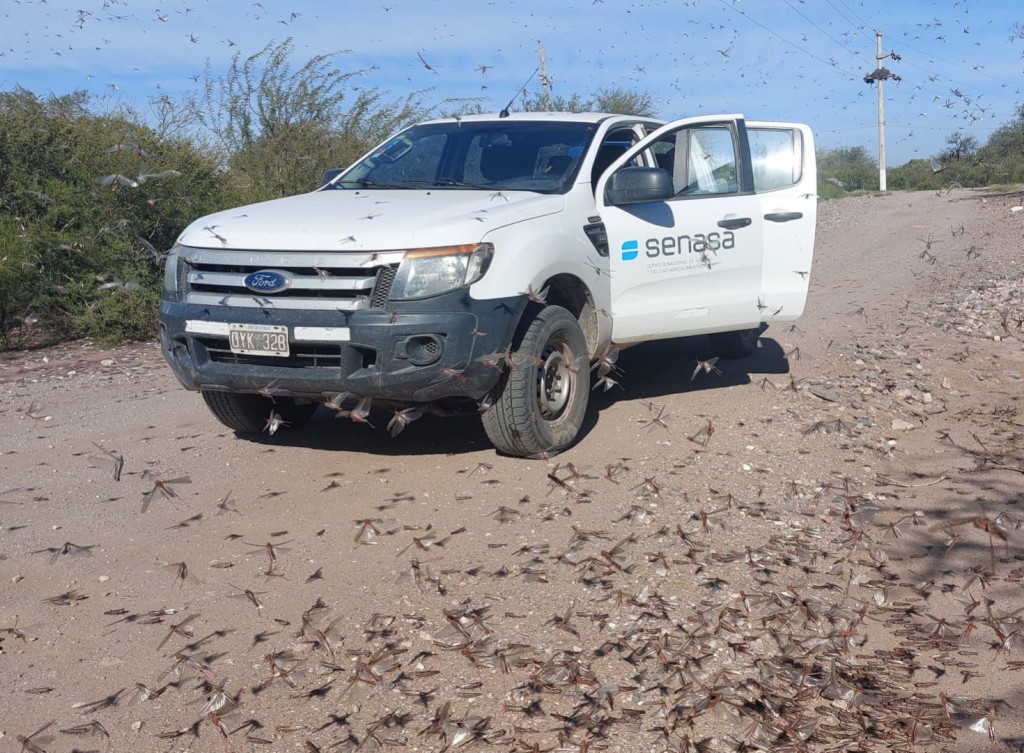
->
[[390, 243, 493, 300], [163, 243, 182, 296]]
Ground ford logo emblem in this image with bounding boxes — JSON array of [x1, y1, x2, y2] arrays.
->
[[243, 269, 291, 294]]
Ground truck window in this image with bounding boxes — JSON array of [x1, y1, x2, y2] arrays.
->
[[748, 127, 804, 191], [591, 129, 640, 185], [646, 126, 739, 196], [363, 133, 447, 184], [342, 121, 594, 193], [682, 127, 738, 195], [464, 129, 588, 191]]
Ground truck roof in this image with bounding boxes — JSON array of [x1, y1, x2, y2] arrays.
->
[[419, 111, 665, 127]]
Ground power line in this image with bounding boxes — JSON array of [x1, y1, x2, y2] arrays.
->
[[716, 1, 935, 123], [710, 0, 1014, 161], [886, 121, 998, 133], [889, 37, 1012, 92], [823, 0, 869, 40], [715, 0, 1006, 139], [716, 0, 865, 82], [781, 0, 868, 66], [833, 0, 873, 32], [814, 125, 877, 134], [720, 0, 1010, 105], [814, 1, 1013, 101]]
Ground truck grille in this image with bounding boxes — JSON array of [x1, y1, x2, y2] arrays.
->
[[180, 248, 402, 311], [196, 337, 345, 369]]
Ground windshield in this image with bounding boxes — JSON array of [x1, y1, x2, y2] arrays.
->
[[336, 120, 597, 194]]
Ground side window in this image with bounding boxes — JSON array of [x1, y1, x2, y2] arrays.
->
[[748, 128, 804, 191], [591, 129, 640, 185], [681, 127, 738, 195], [649, 126, 738, 196]]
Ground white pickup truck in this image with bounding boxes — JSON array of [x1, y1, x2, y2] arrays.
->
[[160, 112, 816, 457]]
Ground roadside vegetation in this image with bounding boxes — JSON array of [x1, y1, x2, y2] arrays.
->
[[817, 107, 1024, 197], [1, 39, 1021, 348]]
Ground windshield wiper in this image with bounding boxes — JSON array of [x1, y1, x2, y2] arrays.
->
[[331, 178, 411, 189], [402, 178, 493, 189]]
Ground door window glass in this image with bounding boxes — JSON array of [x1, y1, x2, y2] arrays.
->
[[683, 127, 738, 195], [648, 126, 738, 196], [749, 128, 803, 191]]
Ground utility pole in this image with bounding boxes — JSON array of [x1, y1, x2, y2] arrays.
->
[[538, 42, 550, 110], [864, 32, 901, 192], [875, 31, 887, 192]]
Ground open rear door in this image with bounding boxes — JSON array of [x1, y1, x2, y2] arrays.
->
[[747, 122, 817, 321]]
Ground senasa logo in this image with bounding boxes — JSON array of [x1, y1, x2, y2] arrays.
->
[[620, 240, 639, 261], [243, 270, 291, 294]]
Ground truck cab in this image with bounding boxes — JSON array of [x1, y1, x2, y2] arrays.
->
[[160, 112, 816, 457]]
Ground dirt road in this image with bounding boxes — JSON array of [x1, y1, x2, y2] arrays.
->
[[2, 188, 1023, 752]]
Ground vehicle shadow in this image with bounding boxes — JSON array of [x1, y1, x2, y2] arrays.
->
[[589, 333, 791, 410], [250, 406, 493, 457], [248, 334, 792, 457]]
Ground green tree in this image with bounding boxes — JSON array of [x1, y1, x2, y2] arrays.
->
[[939, 131, 979, 162], [887, 159, 945, 192], [0, 88, 221, 347], [518, 90, 590, 113], [976, 102, 1024, 184], [816, 145, 878, 193], [193, 38, 477, 202], [591, 87, 659, 117], [518, 85, 658, 116]]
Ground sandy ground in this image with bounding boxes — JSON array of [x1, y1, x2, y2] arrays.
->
[[2, 188, 1023, 753]]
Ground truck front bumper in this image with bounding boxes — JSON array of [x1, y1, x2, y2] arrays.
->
[[159, 290, 524, 403]]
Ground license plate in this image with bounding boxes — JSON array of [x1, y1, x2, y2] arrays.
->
[[228, 324, 289, 357]]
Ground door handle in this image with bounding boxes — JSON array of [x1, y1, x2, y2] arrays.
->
[[764, 211, 803, 222], [717, 217, 751, 230]]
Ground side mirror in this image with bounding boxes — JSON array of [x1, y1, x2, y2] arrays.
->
[[604, 166, 673, 206], [321, 167, 344, 187]]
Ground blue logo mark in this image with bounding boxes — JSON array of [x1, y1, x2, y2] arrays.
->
[[243, 269, 291, 294], [621, 240, 639, 261]]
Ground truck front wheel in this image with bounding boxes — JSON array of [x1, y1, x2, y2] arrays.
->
[[482, 306, 589, 457], [201, 390, 318, 435]]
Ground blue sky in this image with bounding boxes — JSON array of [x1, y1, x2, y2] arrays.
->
[[1, 0, 1020, 166]]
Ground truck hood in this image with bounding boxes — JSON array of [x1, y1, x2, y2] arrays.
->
[[177, 189, 565, 251]]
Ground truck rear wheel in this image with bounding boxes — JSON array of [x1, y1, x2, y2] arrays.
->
[[482, 306, 589, 457], [201, 390, 318, 434], [709, 327, 761, 359]]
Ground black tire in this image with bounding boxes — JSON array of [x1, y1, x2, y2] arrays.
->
[[201, 390, 318, 434], [481, 306, 589, 457], [709, 327, 761, 359]]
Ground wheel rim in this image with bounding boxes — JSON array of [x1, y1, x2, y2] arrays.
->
[[537, 342, 572, 420]]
